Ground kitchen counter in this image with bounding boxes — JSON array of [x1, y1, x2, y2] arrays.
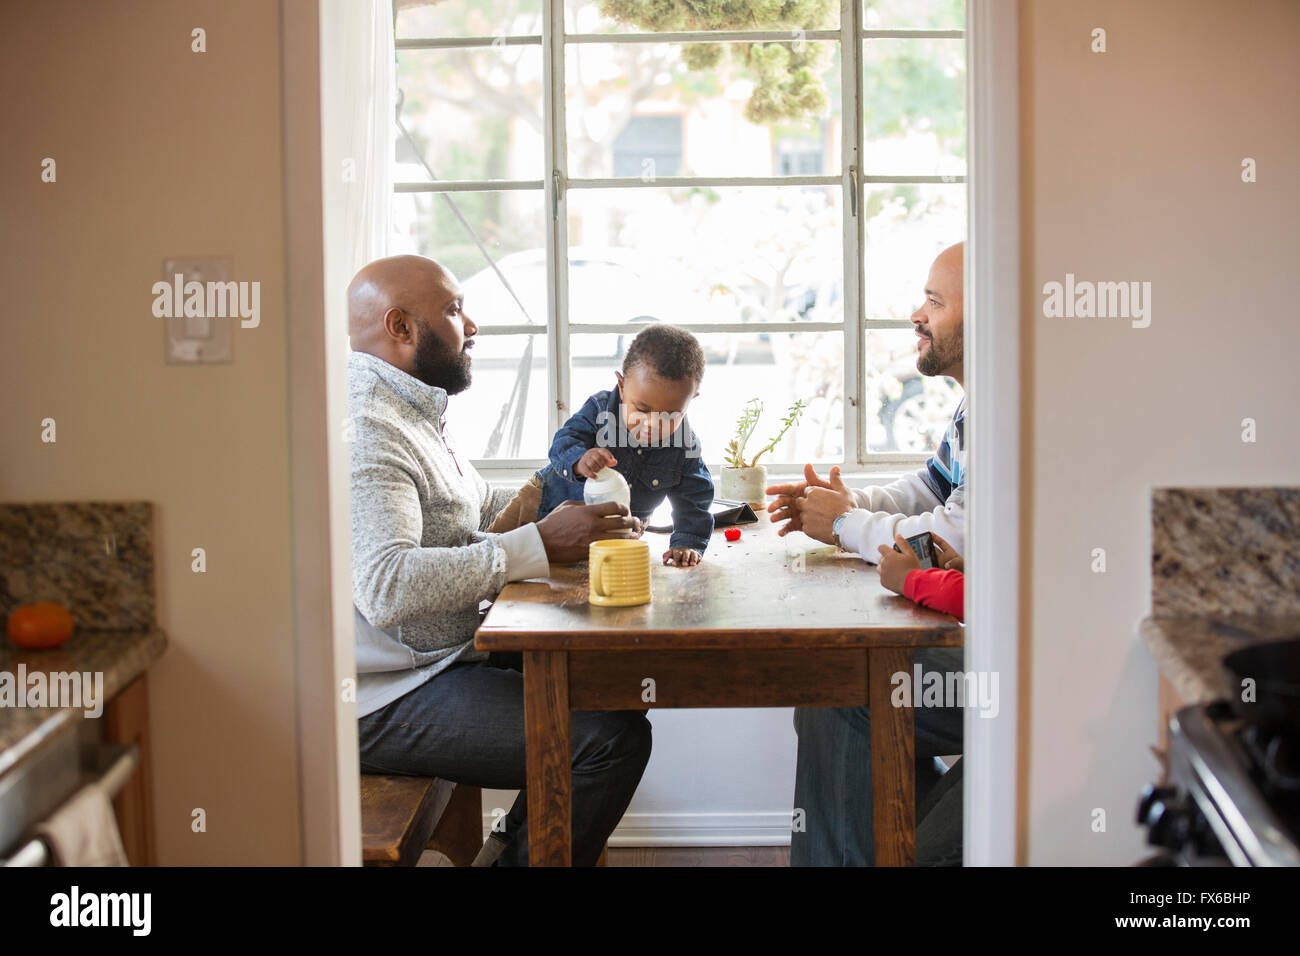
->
[[0, 500, 165, 862], [1141, 486, 1300, 710], [0, 628, 166, 778], [1139, 616, 1300, 707]]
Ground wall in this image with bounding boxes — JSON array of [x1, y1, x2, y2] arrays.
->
[[1019, 0, 1300, 863], [485, 706, 799, 846], [1, 1, 304, 864]]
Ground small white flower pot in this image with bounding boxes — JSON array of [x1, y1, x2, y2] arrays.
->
[[719, 465, 768, 507]]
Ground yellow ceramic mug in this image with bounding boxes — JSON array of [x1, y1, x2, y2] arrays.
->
[[588, 538, 652, 607]]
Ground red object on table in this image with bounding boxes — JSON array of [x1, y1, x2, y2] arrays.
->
[[724, 527, 741, 541]]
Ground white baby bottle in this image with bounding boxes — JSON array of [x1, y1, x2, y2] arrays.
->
[[583, 466, 631, 513]]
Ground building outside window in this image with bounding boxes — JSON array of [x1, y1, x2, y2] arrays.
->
[[390, 0, 966, 473]]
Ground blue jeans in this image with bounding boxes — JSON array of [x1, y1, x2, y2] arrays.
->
[[357, 652, 652, 866], [790, 646, 965, 866]]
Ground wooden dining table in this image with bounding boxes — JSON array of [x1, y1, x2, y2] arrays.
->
[[474, 511, 963, 866]]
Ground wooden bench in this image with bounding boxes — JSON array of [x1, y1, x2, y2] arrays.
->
[[361, 775, 484, 867]]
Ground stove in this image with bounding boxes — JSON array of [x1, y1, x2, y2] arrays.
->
[[1138, 701, 1300, 866]]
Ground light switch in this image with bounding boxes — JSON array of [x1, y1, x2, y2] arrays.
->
[[163, 256, 233, 364], [184, 313, 212, 339]]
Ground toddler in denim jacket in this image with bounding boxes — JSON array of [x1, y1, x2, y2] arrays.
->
[[536, 325, 714, 567]]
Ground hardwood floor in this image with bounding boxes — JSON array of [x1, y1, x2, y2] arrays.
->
[[606, 845, 790, 867], [417, 845, 790, 867]]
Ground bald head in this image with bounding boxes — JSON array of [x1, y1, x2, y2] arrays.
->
[[932, 242, 964, 287], [348, 255, 449, 347], [348, 255, 478, 392], [912, 241, 965, 385]]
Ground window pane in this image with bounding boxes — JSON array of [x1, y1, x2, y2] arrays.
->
[[862, 183, 964, 320], [567, 2, 838, 34], [862, 0, 964, 30], [395, 47, 544, 182], [390, 189, 548, 328], [446, 334, 550, 460], [396, 0, 542, 39], [566, 42, 841, 177], [863, 38, 965, 176], [567, 186, 843, 325], [569, 332, 844, 465], [862, 329, 961, 454]]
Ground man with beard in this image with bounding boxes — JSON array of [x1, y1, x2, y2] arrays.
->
[[767, 241, 966, 866], [346, 255, 651, 867]]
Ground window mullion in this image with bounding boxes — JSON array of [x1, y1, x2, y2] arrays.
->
[[841, 0, 865, 467], [543, 0, 570, 437]]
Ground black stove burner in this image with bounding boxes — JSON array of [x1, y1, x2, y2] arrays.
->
[[1239, 722, 1300, 795]]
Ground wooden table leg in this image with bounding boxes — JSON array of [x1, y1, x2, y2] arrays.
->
[[524, 650, 571, 866], [868, 647, 915, 866]]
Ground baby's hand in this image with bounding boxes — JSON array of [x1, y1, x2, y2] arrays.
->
[[663, 547, 702, 568], [576, 447, 618, 479]]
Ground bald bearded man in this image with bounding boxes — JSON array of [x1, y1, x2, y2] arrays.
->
[[771, 243, 967, 867], [347, 255, 651, 867]]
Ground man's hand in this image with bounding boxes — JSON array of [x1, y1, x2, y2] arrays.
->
[[931, 532, 964, 572], [662, 547, 701, 567], [575, 447, 617, 479], [877, 533, 922, 595], [791, 466, 854, 544], [765, 463, 835, 536], [535, 500, 641, 564]]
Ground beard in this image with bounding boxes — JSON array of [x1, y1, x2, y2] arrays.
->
[[917, 330, 960, 377], [412, 329, 473, 395]]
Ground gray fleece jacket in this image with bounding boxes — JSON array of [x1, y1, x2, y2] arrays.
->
[[348, 350, 549, 717]]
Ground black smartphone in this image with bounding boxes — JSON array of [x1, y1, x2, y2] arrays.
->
[[893, 531, 938, 570]]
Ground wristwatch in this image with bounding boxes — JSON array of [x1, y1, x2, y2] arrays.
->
[[832, 512, 853, 551]]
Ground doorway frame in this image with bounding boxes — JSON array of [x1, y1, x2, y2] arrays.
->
[[283, 0, 363, 866], [283, 0, 1025, 867], [965, 0, 1022, 866]]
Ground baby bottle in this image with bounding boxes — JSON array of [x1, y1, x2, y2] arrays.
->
[[583, 466, 631, 513]]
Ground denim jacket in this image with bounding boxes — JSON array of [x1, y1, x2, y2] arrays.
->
[[536, 385, 715, 553]]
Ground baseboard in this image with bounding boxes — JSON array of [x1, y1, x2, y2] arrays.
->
[[483, 811, 794, 847]]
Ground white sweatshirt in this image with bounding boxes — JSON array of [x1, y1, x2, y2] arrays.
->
[[837, 394, 967, 562]]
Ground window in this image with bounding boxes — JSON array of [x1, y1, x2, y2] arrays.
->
[[612, 116, 683, 178], [390, 0, 965, 472], [775, 135, 826, 176]]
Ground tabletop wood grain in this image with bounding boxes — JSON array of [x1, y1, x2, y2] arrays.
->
[[477, 513, 961, 651]]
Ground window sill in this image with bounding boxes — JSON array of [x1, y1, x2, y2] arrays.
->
[[479, 461, 924, 490]]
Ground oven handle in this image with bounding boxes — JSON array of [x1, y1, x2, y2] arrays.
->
[[1, 742, 140, 867]]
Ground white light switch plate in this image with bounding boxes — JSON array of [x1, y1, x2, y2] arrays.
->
[[163, 256, 233, 364]]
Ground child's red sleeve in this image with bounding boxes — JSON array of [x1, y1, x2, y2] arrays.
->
[[903, 568, 964, 620]]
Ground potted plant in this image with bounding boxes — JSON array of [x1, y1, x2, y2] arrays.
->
[[720, 398, 807, 506]]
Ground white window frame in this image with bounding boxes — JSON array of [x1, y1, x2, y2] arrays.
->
[[393, 0, 966, 478]]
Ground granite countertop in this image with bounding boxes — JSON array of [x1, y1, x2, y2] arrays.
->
[[1138, 616, 1300, 706], [1140, 488, 1300, 706], [0, 628, 167, 777]]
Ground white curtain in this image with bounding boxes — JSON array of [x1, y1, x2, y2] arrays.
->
[[321, 0, 394, 277]]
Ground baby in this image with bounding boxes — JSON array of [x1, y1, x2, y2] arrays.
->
[[536, 325, 714, 567]]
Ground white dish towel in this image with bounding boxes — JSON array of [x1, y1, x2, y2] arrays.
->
[[33, 782, 129, 867]]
